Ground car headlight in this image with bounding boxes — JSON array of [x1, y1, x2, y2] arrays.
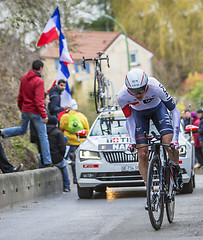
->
[[79, 150, 101, 161], [179, 145, 186, 157]]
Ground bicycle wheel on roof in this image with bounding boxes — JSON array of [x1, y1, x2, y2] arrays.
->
[[94, 73, 106, 113]]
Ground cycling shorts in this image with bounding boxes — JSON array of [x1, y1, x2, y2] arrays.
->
[[132, 101, 173, 144]]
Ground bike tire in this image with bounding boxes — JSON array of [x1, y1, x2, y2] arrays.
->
[[147, 156, 164, 230], [94, 73, 105, 113], [165, 164, 175, 223]]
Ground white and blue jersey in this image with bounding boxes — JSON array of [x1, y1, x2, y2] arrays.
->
[[117, 77, 181, 144]]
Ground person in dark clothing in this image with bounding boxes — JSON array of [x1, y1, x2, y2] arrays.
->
[[197, 109, 203, 168], [191, 111, 203, 168], [30, 93, 70, 191], [48, 79, 70, 117], [183, 109, 191, 128], [46, 117, 71, 191], [0, 140, 23, 173]]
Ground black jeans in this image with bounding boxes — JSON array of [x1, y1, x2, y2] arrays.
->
[[67, 145, 79, 182], [0, 141, 14, 173]]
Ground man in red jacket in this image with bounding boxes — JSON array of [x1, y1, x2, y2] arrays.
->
[[0, 60, 52, 166]]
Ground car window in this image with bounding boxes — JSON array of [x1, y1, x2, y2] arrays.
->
[[90, 115, 128, 136]]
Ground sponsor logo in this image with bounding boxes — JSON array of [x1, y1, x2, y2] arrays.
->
[[136, 127, 142, 132], [143, 98, 154, 104], [159, 119, 164, 124], [159, 83, 169, 98]]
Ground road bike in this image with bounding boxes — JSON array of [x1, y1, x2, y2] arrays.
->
[[82, 51, 115, 113], [137, 131, 177, 230]]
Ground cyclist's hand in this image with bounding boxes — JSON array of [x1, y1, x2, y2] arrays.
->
[[170, 142, 180, 150], [127, 143, 136, 152]]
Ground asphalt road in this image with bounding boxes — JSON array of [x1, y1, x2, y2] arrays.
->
[[0, 174, 203, 240]]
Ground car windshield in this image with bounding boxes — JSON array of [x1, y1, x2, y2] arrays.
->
[[90, 112, 161, 137], [90, 115, 128, 136]]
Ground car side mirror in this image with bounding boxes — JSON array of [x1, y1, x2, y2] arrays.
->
[[185, 125, 199, 133]]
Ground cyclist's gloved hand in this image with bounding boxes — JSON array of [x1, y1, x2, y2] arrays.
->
[[127, 143, 136, 152], [170, 142, 180, 150]]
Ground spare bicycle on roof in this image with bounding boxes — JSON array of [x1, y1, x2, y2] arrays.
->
[[82, 51, 115, 113]]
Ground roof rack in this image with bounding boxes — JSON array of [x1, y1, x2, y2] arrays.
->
[[99, 105, 121, 113]]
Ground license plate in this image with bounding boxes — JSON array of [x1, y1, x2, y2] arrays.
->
[[121, 165, 138, 172]]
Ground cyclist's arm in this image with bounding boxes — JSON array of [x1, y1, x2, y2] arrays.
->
[[170, 106, 181, 142], [117, 94, 136, 144], [156, 81, 181, 142]]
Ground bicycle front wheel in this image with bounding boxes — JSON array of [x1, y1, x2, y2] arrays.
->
[[147, 156, 164, 230], [94, 74, 105, 113], [165, 164, 175, 223]]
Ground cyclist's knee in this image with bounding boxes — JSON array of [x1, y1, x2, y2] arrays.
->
[[138, 149, 148, 160]]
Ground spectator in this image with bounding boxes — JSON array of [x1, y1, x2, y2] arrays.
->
[[60, 99, 89, 184], [183, 109, 191, 128], [197, 109, 203, 168], [30, 94, 71, 191], [0, 60, 53, 167], [191, 112, 203, 168], [0, 140, 23, 173], [30, 92, 56, 165], [180, 110, 185, 126], [46, 117, 71, 192], [48, 79, 70, 117]]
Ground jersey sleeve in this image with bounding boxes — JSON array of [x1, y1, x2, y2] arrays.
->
[[154, 79, 176, 111], [154, 78, 180, 142], [117, 89, 136, 144]]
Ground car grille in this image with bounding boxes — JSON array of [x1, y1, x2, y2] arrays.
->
[[103, 151, 138, 163]]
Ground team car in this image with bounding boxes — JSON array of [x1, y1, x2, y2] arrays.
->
[[75, 106, 195, 199]]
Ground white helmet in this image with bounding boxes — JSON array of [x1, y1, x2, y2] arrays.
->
[[125, 69, 148, 95], [71, 99, 78, 110]]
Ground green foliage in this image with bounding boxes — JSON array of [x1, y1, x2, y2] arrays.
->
[[112, 0, 203, 92], [11, 135, 35, 158], [186, 75, 203, 108]]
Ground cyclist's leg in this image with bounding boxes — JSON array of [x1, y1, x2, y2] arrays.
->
[[151, 102, 178, 163], [151, 102, 182, 189], [137, 146, 149, 183], [162, 133, 179, 164], [132, 108, 150, 183]]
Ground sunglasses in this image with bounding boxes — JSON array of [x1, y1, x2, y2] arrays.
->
[[128, 85, 147, 95]]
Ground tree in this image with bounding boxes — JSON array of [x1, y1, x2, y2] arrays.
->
[[112, 0, 203, 92]]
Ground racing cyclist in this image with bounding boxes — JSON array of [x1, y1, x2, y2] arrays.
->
[[117, 69, 183, 208]]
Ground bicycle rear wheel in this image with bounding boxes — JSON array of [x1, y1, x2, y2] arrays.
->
[[147, 156, 164, 230], [94, 74, 105, 113], [165, 164, 175, 223]]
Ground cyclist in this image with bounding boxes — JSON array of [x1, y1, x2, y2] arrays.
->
[[117, 69, 183, 206]]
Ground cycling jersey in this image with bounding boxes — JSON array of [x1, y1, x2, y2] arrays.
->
[[117, 77, 180, 144]]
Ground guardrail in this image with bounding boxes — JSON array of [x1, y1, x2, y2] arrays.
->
[[0, 167, 63, 210]]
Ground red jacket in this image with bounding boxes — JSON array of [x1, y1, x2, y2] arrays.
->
[[192, 118, 201, 148], [18, 70, 47, 119]]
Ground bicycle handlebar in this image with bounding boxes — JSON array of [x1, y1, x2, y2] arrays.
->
[[82, 55, 110, 69], [136, 131, 173, 150]]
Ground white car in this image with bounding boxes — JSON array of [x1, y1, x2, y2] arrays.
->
[[75, 107, 195, 198]]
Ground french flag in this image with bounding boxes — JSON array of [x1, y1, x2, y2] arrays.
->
[[55, 31, 74, 107], [59, 32, 74, 64], [37, 7, 61, 47]]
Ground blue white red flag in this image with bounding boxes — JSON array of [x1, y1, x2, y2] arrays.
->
[[59, 32, 74, 64], [56, 60, 72, 107], [56, 30, 74, 107], [37, 7, 61, 47]]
